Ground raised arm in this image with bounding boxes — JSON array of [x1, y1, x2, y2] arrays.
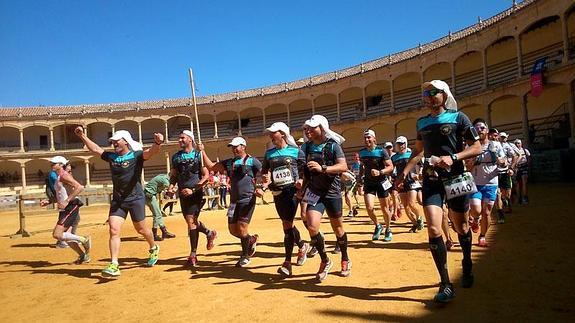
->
[[197, 143, 226, 174], [74, 126, 104, 156], [143, 133, 164, 160]]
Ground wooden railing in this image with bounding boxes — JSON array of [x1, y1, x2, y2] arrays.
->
[[487, 57, 518, 87]]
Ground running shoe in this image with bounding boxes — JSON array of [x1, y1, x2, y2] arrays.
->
[[296, 242, 310, 266], [82, 236, 92, 254], [346, 211, 353, 218], [372, 224, 383, 241], [478, 236, 488, 247], [55, 241, 69, 248], [74, 253, 91, 264], [277, 261, 292, 277], [147, 244, 160, 267], [316, 258, 333, 282], [434, 283, 455, 303], [470, 219, 479, 233], [187, 255, 198, 267], [417, 217, 424, 231], [409, 223, 418, 233], [206, 230, 218, 250], [352, 206, 359, 216], [248, 234, 259, 257], [341, 260, 352, 277], [446, 239, 454, 251], [308, 246, 318, 258], [332, 243, 341, 254], [384, 228, 393, 242], [235, 257, 251, 268], [497, 211, 505, 224], [102, 263, 121, 277]]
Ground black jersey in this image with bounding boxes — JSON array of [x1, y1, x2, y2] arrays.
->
[[262, 145, 305, 192], [101, 150, 144, 201], [358, 146, 390, 185], [171, 150, 202, 190], [302, 139, 346, 199]]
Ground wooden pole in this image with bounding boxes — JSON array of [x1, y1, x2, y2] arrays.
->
[[188, 68, 202, 144]]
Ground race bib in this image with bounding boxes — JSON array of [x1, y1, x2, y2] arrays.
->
[[381, 178, 392, 191], [303, 189, 320, 206], [443, 172, 477, 200], [272, 166, 294, 186], [226, 203, 237, 218]]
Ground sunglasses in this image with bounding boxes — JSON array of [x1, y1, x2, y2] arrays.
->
[[422, 89, 444, 97], [475, 125, 487, 131]]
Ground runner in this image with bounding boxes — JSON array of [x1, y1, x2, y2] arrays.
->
[[514, 139, 531, 205], [301, 115, 351, 281], [384, 141, 401, 221], [261, 122, 311, 277], [358, 130, 394, 241], [397, 80, 481, 303], [298, 130, 319, 258], [465, 119, 506, 247], [168, 130, 217, 267], [74, 127, 161, 277], [144, 173, 176, 241], [41, 156, 91, 264], [344, 153, 361, 217], [498, 132, 518, 214], [199, 137, 262, 268], [391, 136, 424, 233]]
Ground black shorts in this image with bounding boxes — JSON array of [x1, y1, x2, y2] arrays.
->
[[57, 201, 81, 228], [363, 182, 390, 198], [307, 196, 343, 219], [517, 166, 529, 178], [398, 180, 421, 194], [273, 187, 298, 222], [421, 178, 469, 213], [179, 189, 205, 217], [498, 173, 512, 190], [109, 197, 146, 222], [227, 196, 256, 224]]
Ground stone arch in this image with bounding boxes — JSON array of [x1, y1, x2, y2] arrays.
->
[[454, 50, 483, 95], [289, 99, 312, 129], [0, 126, 21, 152], [239, 107, 264, 136], [86, 121, 113, 147], [365, 80, 391, 116], [339, 87, 363, 122]]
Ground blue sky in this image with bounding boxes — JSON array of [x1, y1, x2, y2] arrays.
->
[[0, 0, 513, 107]]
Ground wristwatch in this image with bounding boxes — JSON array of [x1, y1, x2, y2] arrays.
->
[[321, 165, 328, 173], [450, 153, 458, 162]]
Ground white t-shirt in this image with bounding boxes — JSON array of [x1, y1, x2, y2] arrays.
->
[[516, 147, 530, 167], [471, 140, 506, 186]]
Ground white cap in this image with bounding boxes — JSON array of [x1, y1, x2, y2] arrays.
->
[[228, 137, 247, 147], [384, 142, 393, 148], [303, 115, 345, 145], [182, 130, 195, 142], [500, 132, 509, 138], [514, 139, 522, 144], [50, 156, 69, 165], [266, 122, 297, 147], [396, 136, 408, 144], [422, 80, 457, 111], [363, 129, 376, 138], [109, 130, 143, 151]]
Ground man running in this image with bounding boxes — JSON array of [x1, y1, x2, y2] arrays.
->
[[345, 153, 361, 217], [466, 119, 506, 247], [75, 127, 162, 277], [199, 137, 262, 268], [168, 130, 217, 267], [41, 156, 91, 264], [301, 115, 351, 281], [261, 122, 311, 277], [514, 139, 531, 205], [391, 136, 424, 233], [397, 80, 481, 303], [358, 130, 394, 241], [498, 132, 518, 214], [144, 173, 176, 241]]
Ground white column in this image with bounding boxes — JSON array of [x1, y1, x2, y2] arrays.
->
[[213, 116, 219, 139], [482, 49, 488, 88], [165, 152, 171, 174], [138, 122, 143, 143], [311, 99, 316, 115], [521, 95, 529, 148], [450, 61, 456, 90], [164, 120, 169, 143], [84, 159, 91, 187], [49, 127, 55, 151], [336, 94, 341, 121], [362, 87, 367, 118], [262, 111, 266, 132], [237, 113, 242, 136], [287, 105, 291, 127], [390, 81, 395, 113], [111, 124, 115, 134], [20, 163, 27, 192], [83, 126, 87, 150], [19, 129, 24, 152], [516, 36, 523, 77]]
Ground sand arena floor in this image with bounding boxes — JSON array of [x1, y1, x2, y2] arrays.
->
[[0, 183, 573, 322]]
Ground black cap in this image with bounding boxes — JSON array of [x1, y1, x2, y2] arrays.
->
[[488, 128, 499, 134]]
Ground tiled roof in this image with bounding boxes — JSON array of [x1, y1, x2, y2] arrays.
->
[[0, 0, 535, 119]]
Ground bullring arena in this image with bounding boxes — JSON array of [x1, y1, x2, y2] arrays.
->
[[1, 0, 574, 321]]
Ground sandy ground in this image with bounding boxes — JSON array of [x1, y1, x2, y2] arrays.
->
[[0, 183, 573, 322]]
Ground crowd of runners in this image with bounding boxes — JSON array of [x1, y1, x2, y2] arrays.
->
[[40, 79, 532, 303]]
